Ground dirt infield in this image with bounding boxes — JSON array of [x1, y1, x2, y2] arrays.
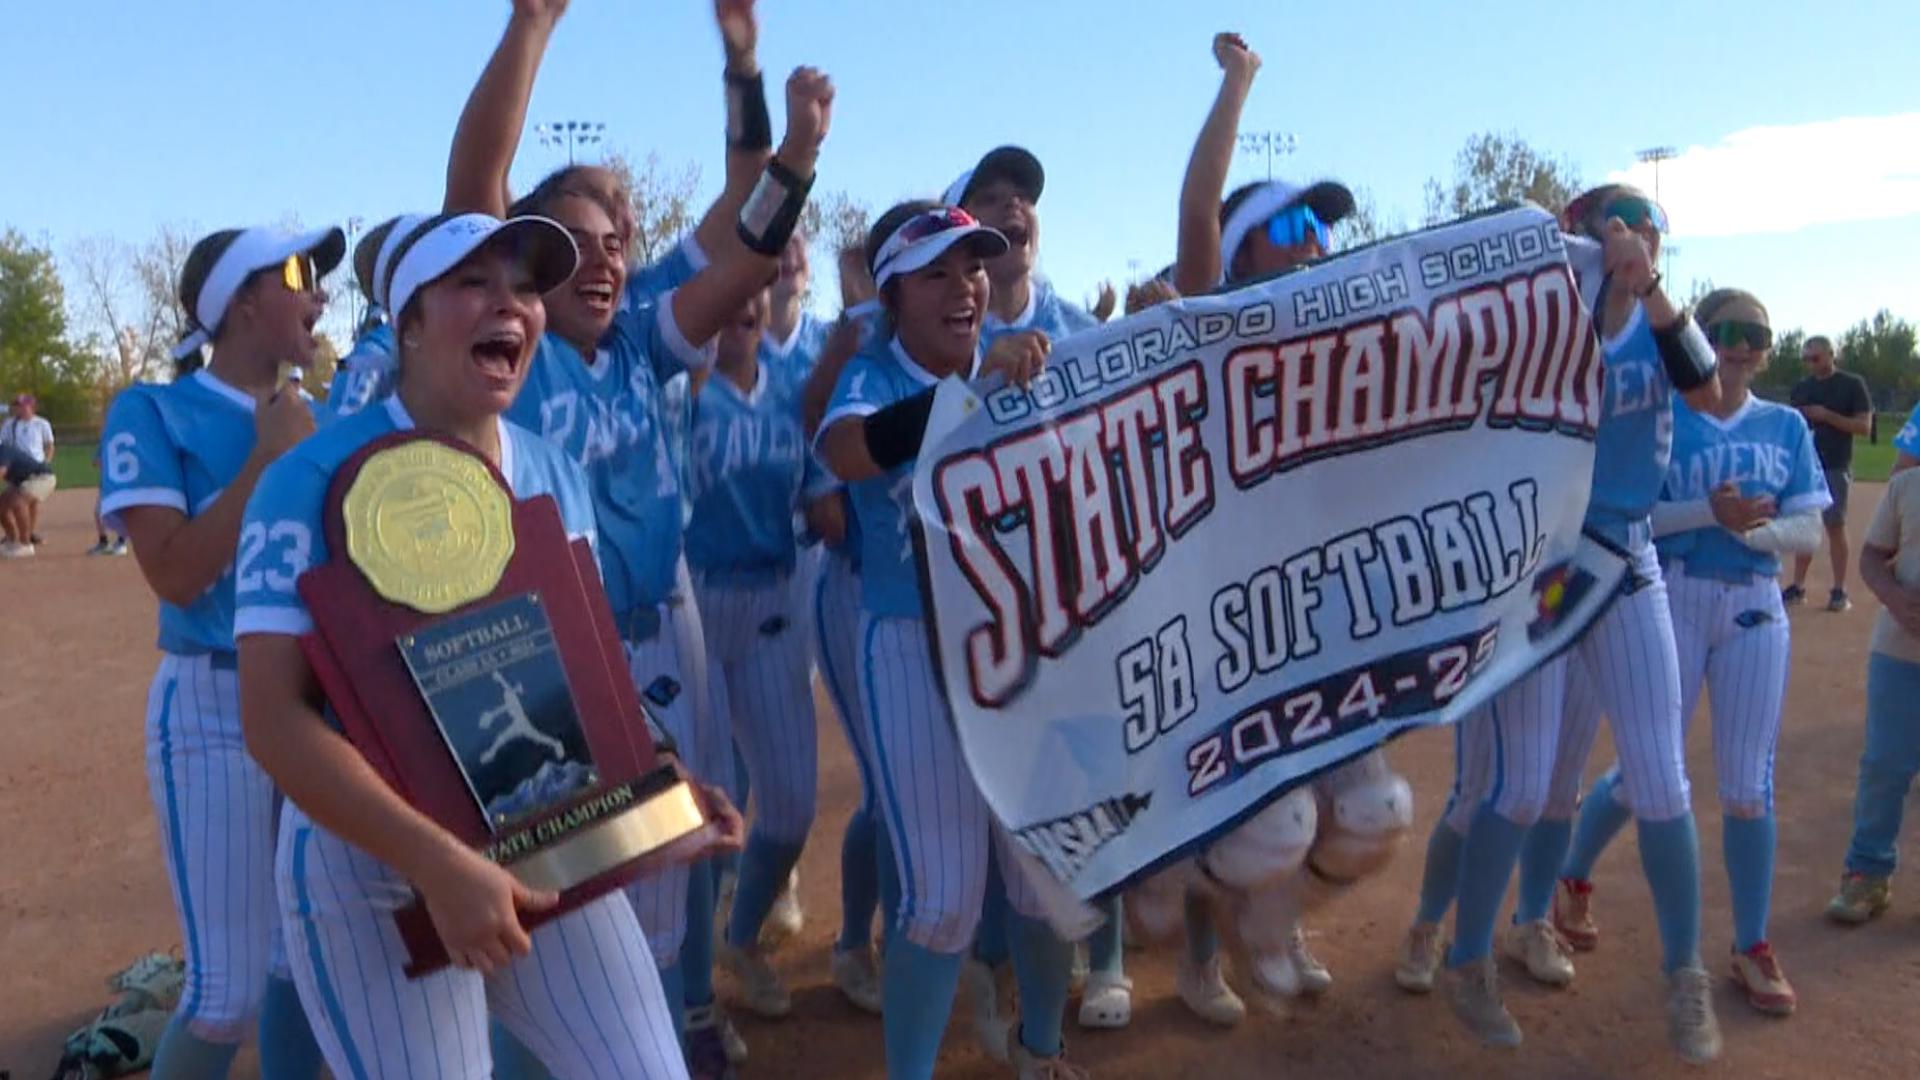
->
[[5, 485, 1918, 1079]]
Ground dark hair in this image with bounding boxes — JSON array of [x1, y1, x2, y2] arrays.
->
[[509, 164, 624, 224], [1694, 288, 1769, 330], [172, 329, 205, 379], [353, 217, 402, 303], [177, 229, 244, 329], [1805, 334, 1834, 355]]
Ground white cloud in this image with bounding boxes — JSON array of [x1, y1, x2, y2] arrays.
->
[[1607, 113, 1920, 238]]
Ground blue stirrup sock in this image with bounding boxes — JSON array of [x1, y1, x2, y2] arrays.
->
[[1183, 890, 1219, 967], [1009, 912, 1076, 1058], [974, 853, 1011, 969], [1638, 813, 1704, 974], [1446, 804, 1529, 967], [876, 826, 902, 953], [1723, 812, 1776, 953], [1514, 818, 1574, 925], [257, 974, 324, 1080], [149, 1018, 240, 1080], [683, 859, 718, 1009], [490, 1023, 555, 1080], [837, 807, 881, 952], [881, 939, 964, 1080], [726, 834, 807, 950], [1088, 895, 1124, 977], [1415, 813, 1468, 924], [1561, 771, 1633, 882], [657, 960, 687, 1042]]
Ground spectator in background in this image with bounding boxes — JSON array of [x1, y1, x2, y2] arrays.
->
[[0, 393, 55, 545], [0, 440, 55, 557], [88, 441, 129, 556], [1787, 336, 1874, 611]]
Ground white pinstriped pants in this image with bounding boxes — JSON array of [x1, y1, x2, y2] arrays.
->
[[143, 652, 288, 1042], [277, 808, 686, 1079], [859, 614, 1048, 953], [1462, 542, 1691, 825], [1552, 567, 1788, 818], [696, 571, 816, 844]]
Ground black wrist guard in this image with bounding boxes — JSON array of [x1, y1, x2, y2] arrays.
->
[[1651, 315, 1717, 392], [863, 388, 937, 471], [724, 69, 772, 151], [737, 158, 813, 256]]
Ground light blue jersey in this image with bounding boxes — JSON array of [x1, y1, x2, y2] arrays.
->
[[761, 310, 833, 392], [99, 370, 321, 655], [1656, 397, 1831, 581], [980, 276, 1097, 349], [506, 291, 712, 622], [1896, 414, 1920, 459], [233, 396, 596, 640], [1585, 303, 1675, 547], [684, 364, 829, 581], [624, 236, 706, 310], [325, 321, 398, 422], [820, 337, 975, 618]]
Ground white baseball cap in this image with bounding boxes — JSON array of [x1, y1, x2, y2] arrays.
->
[[382, 212, 579, 323], [172, 225, 346, 360], [868, 205, 1010, 290]]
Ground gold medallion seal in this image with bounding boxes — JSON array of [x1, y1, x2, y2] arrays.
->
[[343, 440, 514, 613]]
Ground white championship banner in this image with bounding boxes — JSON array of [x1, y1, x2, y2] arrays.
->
[[910, 204, 1631, 905]]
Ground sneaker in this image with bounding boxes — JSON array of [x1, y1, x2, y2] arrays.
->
[[1551, 877, 1599, 951], [1666, 966, 1722, 1064], [1829, 588, 1853, 613], [29, 533, 44, 546], [830, 945, 883, 1015], [1730, 942, 1796, 1017], [1011, 1038, 1091, 1080], [1077, 969, 1133, 1029], [1444, 957, 1522, 1048], [1781, 584, 1806, 605], [1825, 872, 1892, 924], [108, 951, 185, 1012], [685, 1004, 743, 1077], [719, 941, 791, 1018], [1394, 921, 1447, 994], [1176, 954, 1246, 1026], [1252, 925, 1332, 998], [86, 540, 113, 556], [961, 957, 1013, 1062], [110, 538, 130, 556], [0, 541, 34, 558], [760, 868, 804, 949], [1502, 919, 1575, 988]]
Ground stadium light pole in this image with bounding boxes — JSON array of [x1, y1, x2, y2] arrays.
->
[[537, 120, 607, 166], [344, 215, 365, 332], [1238, 131, 1298, 181], [1636, 145, 1678, 281]]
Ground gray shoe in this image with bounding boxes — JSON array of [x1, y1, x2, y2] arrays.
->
[[1829, 589, 1853, 613], [1445, 956, 1522, 1048], [1666, 966, 1722, 1065]]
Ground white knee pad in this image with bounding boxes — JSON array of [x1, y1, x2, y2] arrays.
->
[[1307, 751, 1414, 885], [1197, 785, 1318, 892]]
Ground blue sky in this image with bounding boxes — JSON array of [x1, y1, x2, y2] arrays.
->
[[5, 0, 1917, 345]]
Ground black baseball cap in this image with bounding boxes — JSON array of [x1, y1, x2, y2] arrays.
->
[[943, 146, 1045, 209]]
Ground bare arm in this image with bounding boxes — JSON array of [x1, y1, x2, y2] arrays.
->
[[1174, 34, 1260, 297], [1860, 543, 1908, 612], [803, 316, 865, 438], [444, 2, 567, 215], [692, 0, 773, 258], [669, 67, 833, 347]]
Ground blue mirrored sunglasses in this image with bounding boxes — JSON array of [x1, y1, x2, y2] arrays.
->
[[1266, 204, 1330, 251], [1603, 196, 1669, 234]]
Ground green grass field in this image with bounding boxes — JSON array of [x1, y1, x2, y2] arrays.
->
[[53, 442, 98, 489]]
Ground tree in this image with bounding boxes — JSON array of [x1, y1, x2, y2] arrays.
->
[[1422, 132, 1582, 226], [0, 229, 92, 422], [801, 189, 870, 307], [1752, 327, 1805, 402], [1336, 185, 1407, 251], [1838, 310, 1920, 410], [602, 149, 702, 268], [67, 224, 195, 393]]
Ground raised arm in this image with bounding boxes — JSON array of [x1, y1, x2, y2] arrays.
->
[[1174, 33, 1260, 297], [444, 0, 568, 215], [669, 66, 833, 347], [691, 0, 776, 258]]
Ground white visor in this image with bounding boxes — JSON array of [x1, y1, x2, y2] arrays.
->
[[869, 206, 1010, 290], [174, 225, 346, 359], [1218, 179, 1354, 284], [384, 213, 579, 324], [372, 213, 432, 313]]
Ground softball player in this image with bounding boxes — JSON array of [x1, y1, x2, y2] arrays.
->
[[1893, 414, 1919, 476], [98, 223, 341, 1079], [816, 201, 1080, 1080], [326, 214, 420, 421], [441, 8, 828, 1072], [236, 212, 735, 1079], [680, 289, 837, 1017], [1528, 290, 1825, 1017], [1170, 31, 1360, 1011], [1433, 185, 1725, 1063]]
